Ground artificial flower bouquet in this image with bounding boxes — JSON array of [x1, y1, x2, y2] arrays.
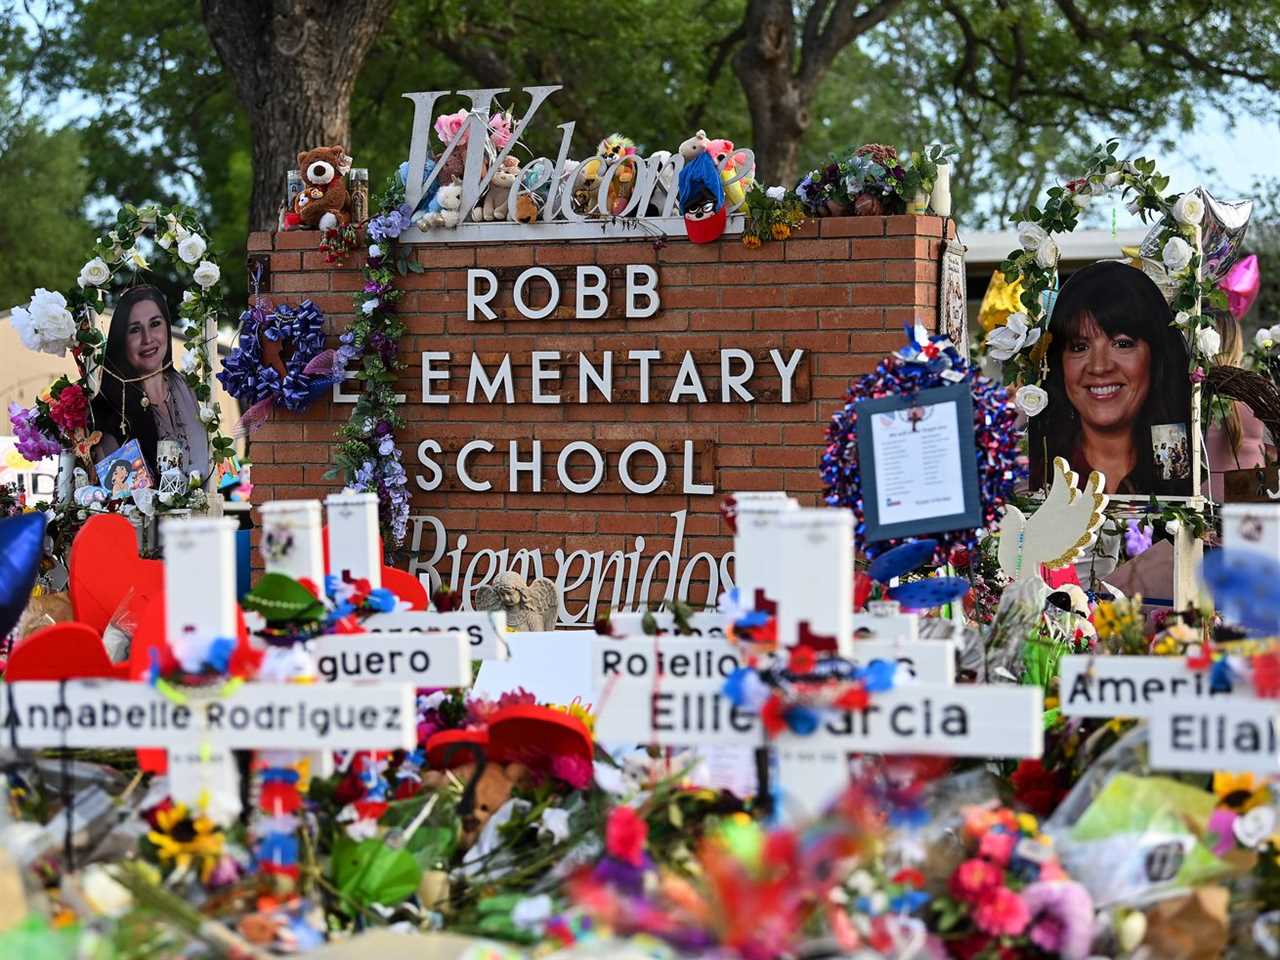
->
[[8, 375, 100, 465], [740, 184, 805, 248]]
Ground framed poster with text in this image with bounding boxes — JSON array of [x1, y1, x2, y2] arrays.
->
[[856, 382, 981, 542]]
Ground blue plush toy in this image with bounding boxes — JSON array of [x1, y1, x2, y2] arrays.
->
[[398, 158, 440, 215]]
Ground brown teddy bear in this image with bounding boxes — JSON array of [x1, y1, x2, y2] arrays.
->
[[289, 145, 353, 230]]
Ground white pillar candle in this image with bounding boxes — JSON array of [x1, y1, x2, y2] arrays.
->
[[325, 491, 382, 589], [162, 516, 238, 672], [258, 500, 325, 587], [731, 494, 798, 613], [776, 508, 854, 655], [930, 163, 952, 218]]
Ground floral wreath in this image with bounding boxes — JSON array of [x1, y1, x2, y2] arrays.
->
[[983, 140, 1225, 413], [821, 326, 1025, 560], [9, 203, 234, 476], [217, 295, 342, 434]]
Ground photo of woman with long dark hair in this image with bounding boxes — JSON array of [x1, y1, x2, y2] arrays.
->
[[90, 285, 209, 482], [1029, 261, 1193, 496]]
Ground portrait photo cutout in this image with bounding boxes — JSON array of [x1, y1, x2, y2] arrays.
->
[[89, 285, 210, 482], [1029, 260, 1192, 497]]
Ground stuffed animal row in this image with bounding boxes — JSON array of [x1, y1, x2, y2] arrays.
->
[[413, 127, 754, 230]]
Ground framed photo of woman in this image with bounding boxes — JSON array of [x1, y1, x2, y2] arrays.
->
[[1028, 261, 1196, 500]]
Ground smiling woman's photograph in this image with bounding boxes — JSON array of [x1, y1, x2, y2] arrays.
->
[[89, 285, 209, 482], [1029, 260, 1193, 496]]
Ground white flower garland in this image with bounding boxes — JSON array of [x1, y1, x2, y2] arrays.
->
[[982, 140, 1223, 390]]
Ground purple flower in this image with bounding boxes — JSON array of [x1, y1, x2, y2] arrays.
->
[[377, 435, 396, 457], [1124, 519, 1153, 557], [1020, 882, 1094, 960], [9, 403, 61, 461], [374, 420, 391, 436]]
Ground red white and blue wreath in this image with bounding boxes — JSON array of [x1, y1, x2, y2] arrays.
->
[[217, 298, 344, 435], [820, 325, 1024, 562]]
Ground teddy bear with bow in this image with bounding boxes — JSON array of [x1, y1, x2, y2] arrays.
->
[[289, 145, 353, 231]]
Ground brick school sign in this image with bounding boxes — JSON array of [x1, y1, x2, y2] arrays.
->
[[247, 214, 952, 623]]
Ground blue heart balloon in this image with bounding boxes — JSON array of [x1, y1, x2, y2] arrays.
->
[[868, 539, 937, 583], [0, 512, 47, 638], [888, 575, 970, 610]]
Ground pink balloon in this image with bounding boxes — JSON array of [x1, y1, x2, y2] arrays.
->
[[1221, 253, 1260, 319]]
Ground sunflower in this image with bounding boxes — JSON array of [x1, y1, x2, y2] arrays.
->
[[742, 234, 763, 250], [552, 698, 595, 733], [771, 222, 791, 241], [147, 803, 225, 883], [1213, 772, 1269, 813]]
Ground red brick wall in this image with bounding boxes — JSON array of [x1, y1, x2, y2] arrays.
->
[[246, 215, 951, 623]]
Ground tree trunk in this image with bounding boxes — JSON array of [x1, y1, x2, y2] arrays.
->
[[201, 0, 397, 232], [731, 0, 905, 186]]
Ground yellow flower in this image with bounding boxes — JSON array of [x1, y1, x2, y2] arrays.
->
[[1017, 813, 1039, 834], [552, 699, 595, 733], [742, 234, 763, 250], [147, 803, 224, 883], [771, 223, 791, 241], [1213, 772, 1268, 812]]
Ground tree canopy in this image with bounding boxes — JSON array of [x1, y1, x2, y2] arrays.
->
[[5, 0, 1280, 307]]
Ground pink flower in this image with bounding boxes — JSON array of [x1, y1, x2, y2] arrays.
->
[[1019, 882, 1094, 959], [605, 805, 647, 867], [488, 113, 514, 150], [551, 753, 592, 790], [978, 828, 1017, 866], [973, 886, 1030, 937], [949, 857, 1002, 903], [434, 109, 470, 146]]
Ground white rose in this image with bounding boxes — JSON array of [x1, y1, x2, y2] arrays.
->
[[182, 290, 196, 304], [156, 233, 173, 250], [177, 350, 198, 374], [1103, 171, 1122, 188], [1089, 179, 1108, 196], [361, 298, 378, 315], [368, 243, 383, 259], [1071, 191, 1090, 210], [984, 312, 1040, 362], [1174, 310, 1191, 329], [766, 185, 786, 201], [77, 256, 111, 288], [198, 402, 217, 424], [1035, 236, 1060, 269], [1015, 384, 1049, 417], [1256, 328, 1273, 348], [1172, 192, 1204, 226], [19, 288, 77, 355], [1165, 519, 1181, 535], [1162, 235, 1193, 273], [80, 863, 132, 918], [1270, 325, 1280, 342], [177, 232, 207, 265], [1016, 221, 1048, 252], [192, 260, 220, 290], [1195, 326, 1221, 357], [173, 223, 191, 241]]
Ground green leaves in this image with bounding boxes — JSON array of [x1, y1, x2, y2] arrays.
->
[[329, 834, 423, 916]]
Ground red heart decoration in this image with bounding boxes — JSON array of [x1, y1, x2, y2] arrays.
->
[[3, 621, 129, 681], [321, 526, 428, 610], [69, 514, 163, 636]]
